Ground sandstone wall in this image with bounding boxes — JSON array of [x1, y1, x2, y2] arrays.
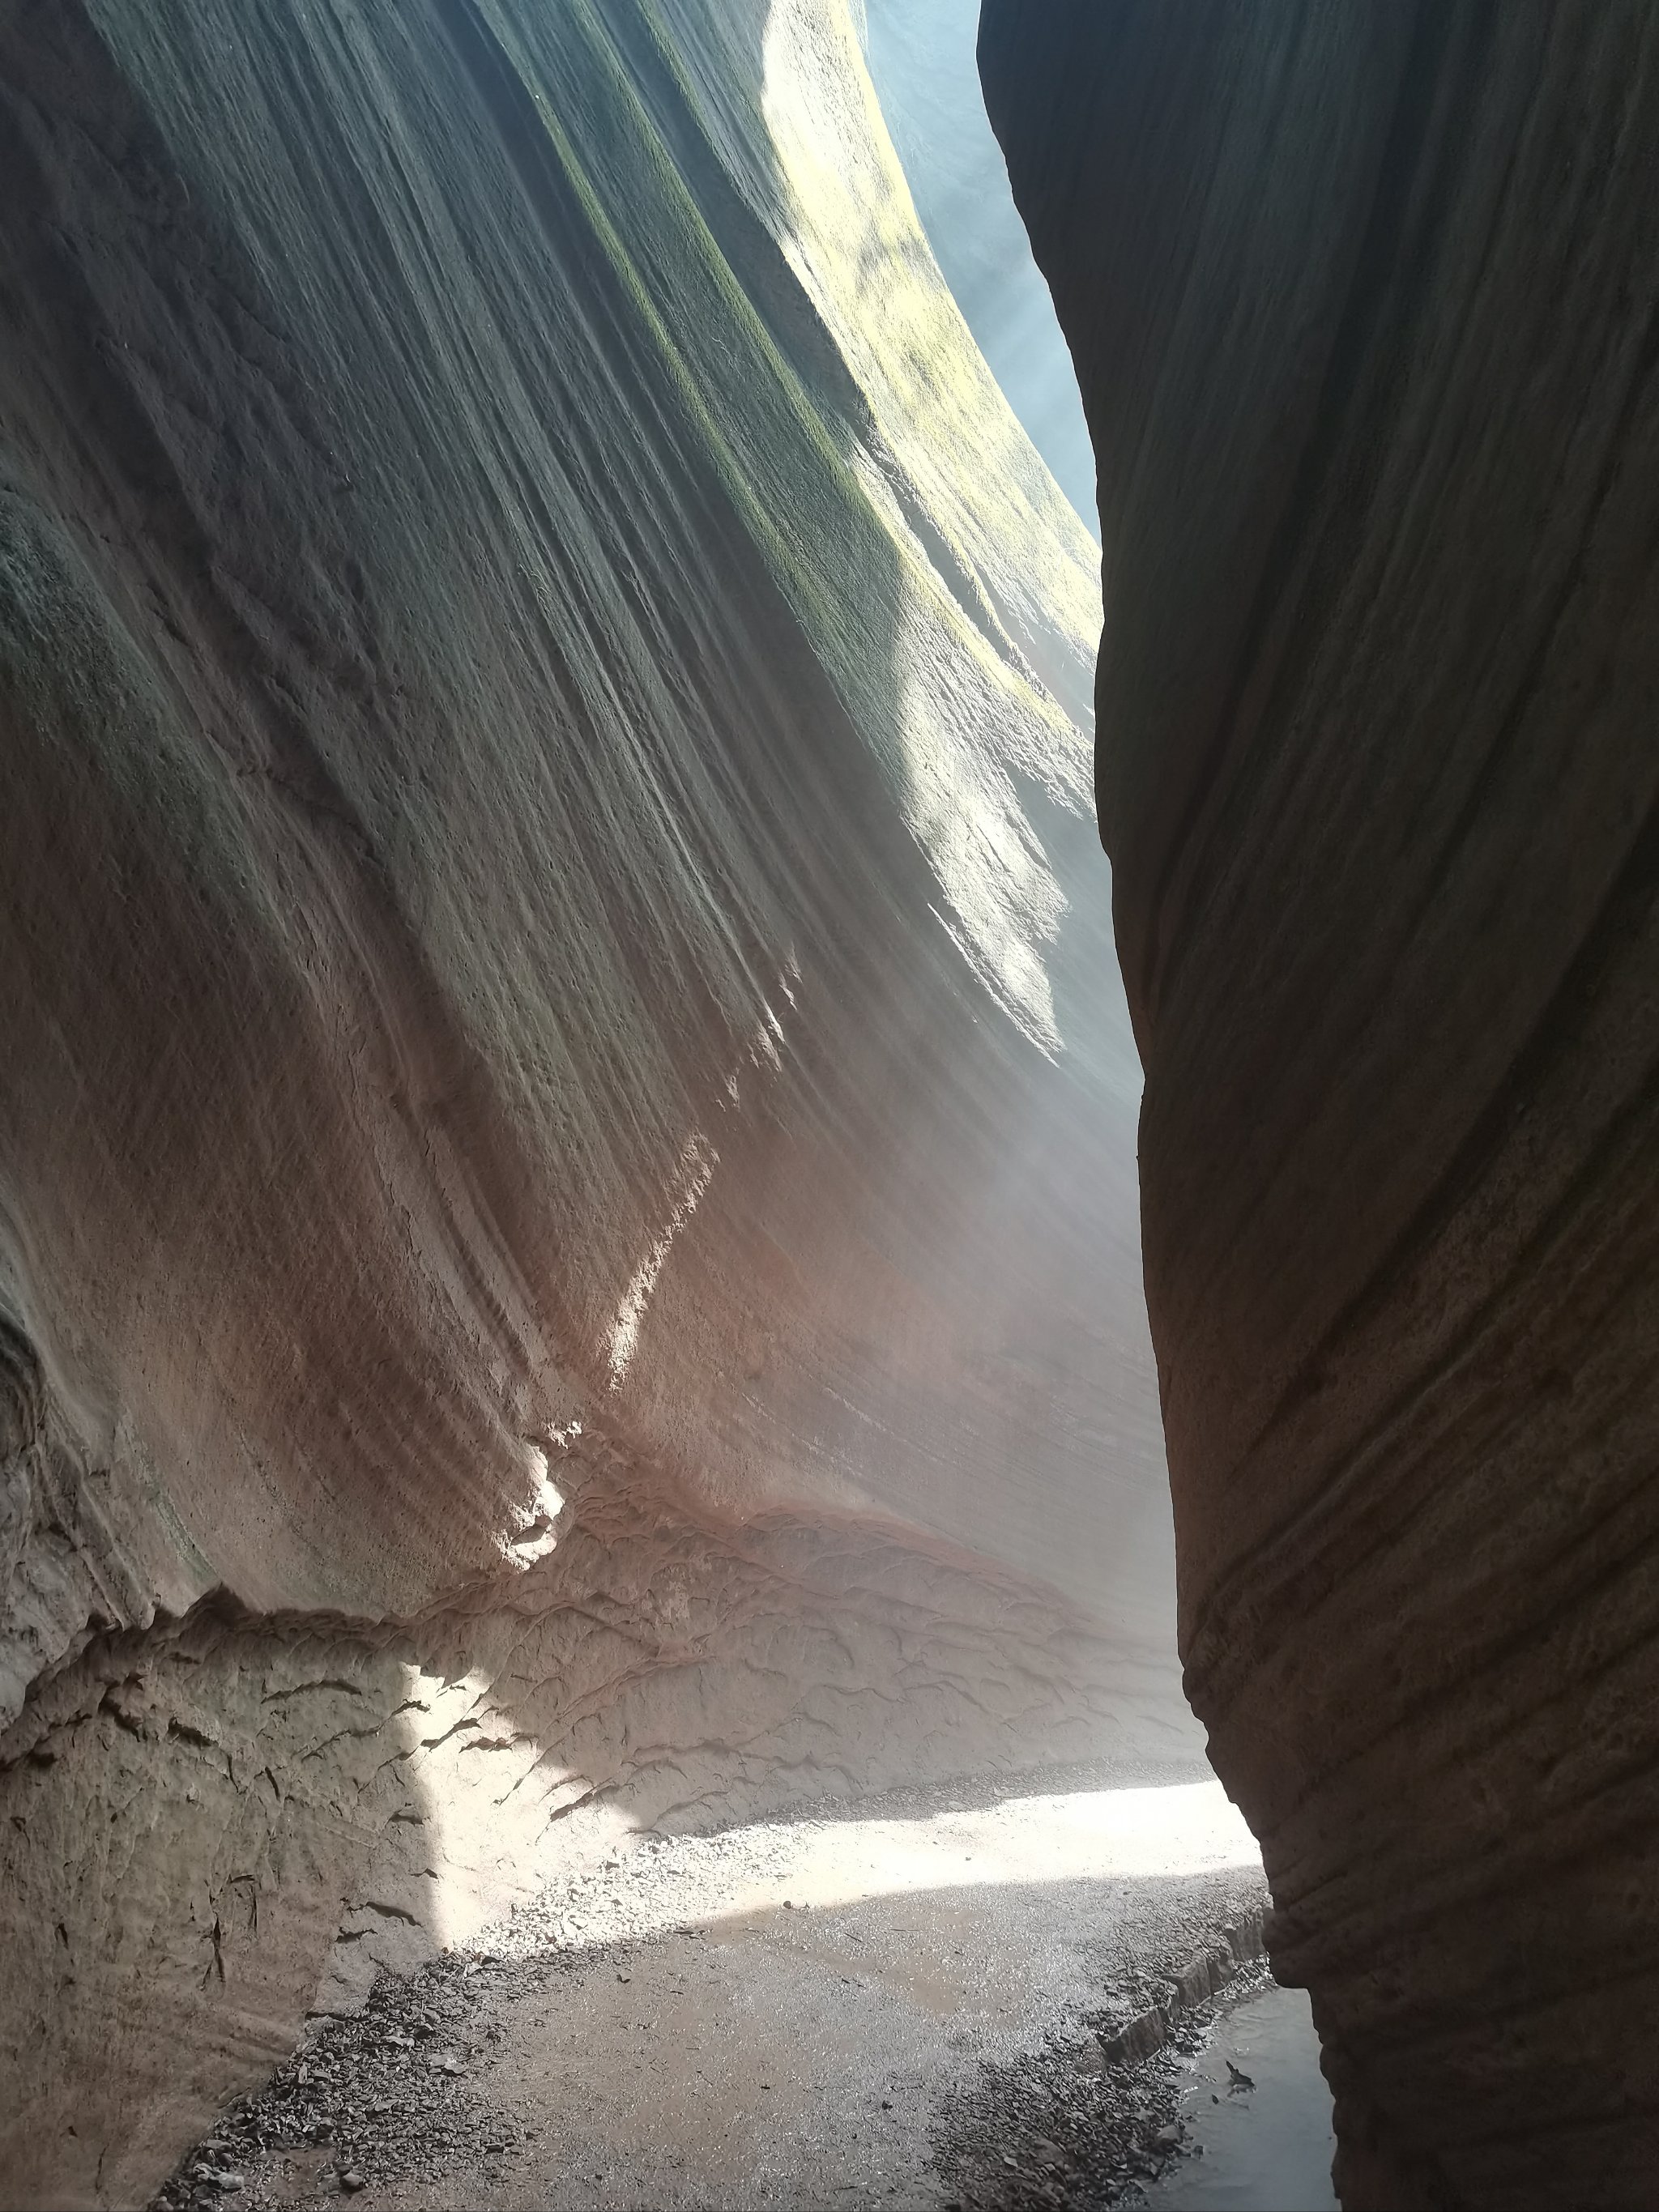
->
[[0, 1, 1188, 2201], [982, 3, 1659, 2204]]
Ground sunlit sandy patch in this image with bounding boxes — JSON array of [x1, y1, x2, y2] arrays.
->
[[480, 1779, 1260, 1961]]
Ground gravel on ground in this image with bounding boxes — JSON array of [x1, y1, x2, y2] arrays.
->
[[151, 1762, 1286, 2212]]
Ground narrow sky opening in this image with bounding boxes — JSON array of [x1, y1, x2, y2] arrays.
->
[[859, 0, 1100, 536]]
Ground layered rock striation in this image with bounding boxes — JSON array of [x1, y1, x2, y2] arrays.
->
[[983, 3, 1659, 2205], [2, 0, 1183, 2201]]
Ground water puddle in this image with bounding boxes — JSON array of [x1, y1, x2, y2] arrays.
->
[[1138, 1983, 1337, 2210]]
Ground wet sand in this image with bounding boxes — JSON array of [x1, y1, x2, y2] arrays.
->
[[1141, 1984, 1336, 2212]]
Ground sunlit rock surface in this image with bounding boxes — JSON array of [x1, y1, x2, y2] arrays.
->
[[0, 0, 1181, 2200], [983, 2, 1659, 2206]]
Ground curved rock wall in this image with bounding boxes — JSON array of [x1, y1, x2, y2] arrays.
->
[[982, 3, 1659, 2205], [1, 0, 1187, 2201]]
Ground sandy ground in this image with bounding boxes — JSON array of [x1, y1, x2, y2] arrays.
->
[[153, 1763, 1310, 2212]]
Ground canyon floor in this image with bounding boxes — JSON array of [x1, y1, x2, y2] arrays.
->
[[151, 1762, 1334, 2212]]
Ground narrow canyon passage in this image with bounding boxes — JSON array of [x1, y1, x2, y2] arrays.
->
[[5, 2, 1653, 2209]]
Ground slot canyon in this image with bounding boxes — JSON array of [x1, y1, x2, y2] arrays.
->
[[1, 2, 1653, 2208]]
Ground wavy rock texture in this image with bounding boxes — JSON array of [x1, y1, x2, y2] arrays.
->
[[982, 2, 1659, 2205], [0, 0, 1185, 2201]]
